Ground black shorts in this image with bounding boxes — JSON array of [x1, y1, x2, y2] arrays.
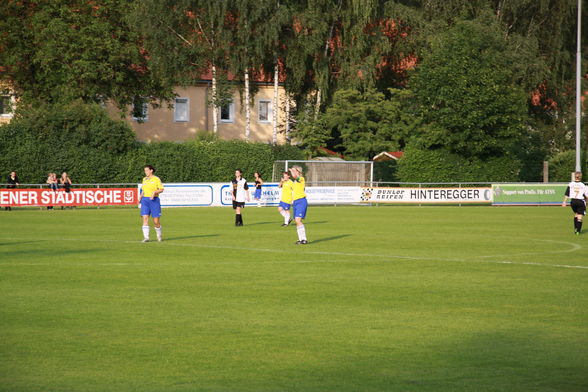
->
[[233, 201, 245, 209], [570, 199, 586, 215]]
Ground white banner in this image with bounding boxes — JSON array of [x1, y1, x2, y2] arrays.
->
[[158, 184, 214, 206], [360, 187, 492, 204], [137, 183, 492, 207]]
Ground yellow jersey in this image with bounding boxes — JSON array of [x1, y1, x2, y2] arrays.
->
[[292, 176, 306, 200], [141, 176, 164, 198], [280, 179, 294, 204]]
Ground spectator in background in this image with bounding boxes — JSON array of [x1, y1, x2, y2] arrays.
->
[[46, 172, 58, 210], [59, 172, 73, 209], [60, 172, 72, 193], [5, 170, 20, 211]]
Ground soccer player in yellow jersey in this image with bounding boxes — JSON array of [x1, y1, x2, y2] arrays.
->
[[289, 166, 308, 244], [140, 165, 164, 242], [278, 171, 293, 226]]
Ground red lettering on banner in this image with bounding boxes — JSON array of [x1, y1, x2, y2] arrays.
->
[[0, 188, 138, 207]]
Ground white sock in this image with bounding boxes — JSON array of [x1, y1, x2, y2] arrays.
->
[[284, 212, 290, 224], [155, 226, 162, 241], [142, 225, 150, 240], [297, 224, 306, 241]]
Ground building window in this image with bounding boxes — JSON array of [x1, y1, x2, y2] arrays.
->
[[131, 97, 148, 122], [220, 100, 234, 123], [174, 98, 189, 122], [258, 100, 272, 123], [0, 92, 14, 117]]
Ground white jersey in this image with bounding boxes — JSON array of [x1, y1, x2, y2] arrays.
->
[[566, 181, 588, 200], [231, 178, 249, 202]]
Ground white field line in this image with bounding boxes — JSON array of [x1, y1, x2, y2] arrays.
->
[[0, 237, 586, 270]]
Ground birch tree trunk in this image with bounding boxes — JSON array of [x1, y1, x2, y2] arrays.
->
[[212, 65, 218, 134], [285, 93, 290, 144], [272, 62, 279, 145], [314, 88, 321, 121], [245, 68, 251, 141]]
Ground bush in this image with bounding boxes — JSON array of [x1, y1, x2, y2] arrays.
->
[[396, 146, 521, 183], [0, 101, 136, 183]]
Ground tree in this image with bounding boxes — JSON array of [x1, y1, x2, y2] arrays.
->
[[134, 0, 237, 134], [409, 15, 528, 158], [315, 88, 415, 159], [0, 0, 172, 108]]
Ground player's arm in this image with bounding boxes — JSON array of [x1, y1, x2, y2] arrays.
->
[[244, 181, 250, 202], [150, 179, 164, 199]]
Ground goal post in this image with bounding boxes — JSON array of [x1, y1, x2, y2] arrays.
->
[[272, 160, 374, 186]]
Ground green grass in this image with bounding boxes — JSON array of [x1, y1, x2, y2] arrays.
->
[[0, 206, 587, 392]]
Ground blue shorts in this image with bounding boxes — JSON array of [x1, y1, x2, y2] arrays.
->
[[141, 197, 161, 218], [293, 198, 308, 219], [278, 201, 291, 211], [254, 188, 262, 199]]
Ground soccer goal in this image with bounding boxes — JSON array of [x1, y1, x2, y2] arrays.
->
[[272, 159, 373, 186]]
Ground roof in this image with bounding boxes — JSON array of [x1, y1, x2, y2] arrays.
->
[[317, 147, 345, 159], [372, 151, 404, 161]]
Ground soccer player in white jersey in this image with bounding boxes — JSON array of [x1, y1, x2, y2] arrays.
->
[[562, 171, 588, 235], [231, 169, 250, 226]]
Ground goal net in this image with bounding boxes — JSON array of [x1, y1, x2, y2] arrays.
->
[[272, 160, 373, 186]]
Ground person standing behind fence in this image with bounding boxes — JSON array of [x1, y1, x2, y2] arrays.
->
[[59, 172, 72, 193], [253, 172, 264, 207], [140, 165, 164, 242], [278, 171, 293, 226], [5, 171, 19, 211], [46, 172, 58, 210], [289, 166, 309, 244], [562, 171, 588, 235], [59, 172, 73, 209]]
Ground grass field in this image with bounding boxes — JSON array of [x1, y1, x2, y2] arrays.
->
[[0, 205, 587, 392]]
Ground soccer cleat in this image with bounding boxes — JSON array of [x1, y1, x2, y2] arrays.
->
[[142, 239, 149, 243], [300, 240, 308, 245], [288, 218, 292, 225], [295, 240, 301, 245], [157, 237, 162, 242], [281, 223, 288, 227]]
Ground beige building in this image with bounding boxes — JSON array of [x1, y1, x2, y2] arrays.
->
[[0, 84, 15, 125], [110, 81, 290, 144], [1, 80, 291, 145]]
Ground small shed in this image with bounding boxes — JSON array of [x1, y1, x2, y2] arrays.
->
[[372, 151, 404, 162]]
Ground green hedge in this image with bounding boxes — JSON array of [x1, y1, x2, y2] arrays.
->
[[115, 140, 302, 183], [0, 102, 303, 184], [396, 146, 521, 183]]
